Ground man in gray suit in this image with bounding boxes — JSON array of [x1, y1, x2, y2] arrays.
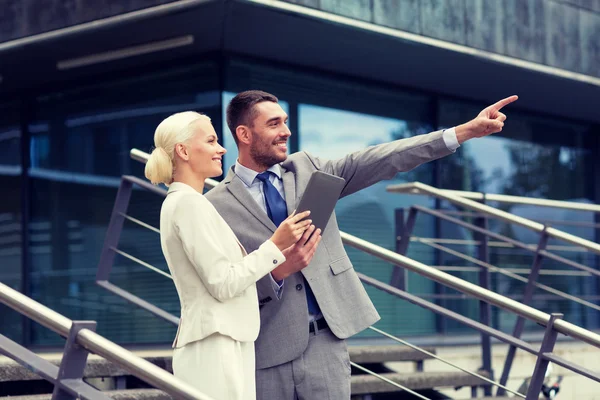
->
[[206, 90, 517, 399]]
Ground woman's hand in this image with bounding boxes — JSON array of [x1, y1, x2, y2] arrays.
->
[[270, 211, 312, 251]]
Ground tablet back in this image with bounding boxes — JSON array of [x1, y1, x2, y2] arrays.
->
[[296, 171, 346, 234]]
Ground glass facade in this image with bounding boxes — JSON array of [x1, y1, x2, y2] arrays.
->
[[434, 99, 599, 333], [25, 62, 221, 345], [1, 56, 599, 347], [0, 102, 23, 343]]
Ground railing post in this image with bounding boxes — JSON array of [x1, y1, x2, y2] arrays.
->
[[475, 205, 493, 397], [525, 313, 563, 400], [96, 178, 133, 282], [52, 321, 98, 400], [497, 226, 550, 396], [391, 207, 418, 290]]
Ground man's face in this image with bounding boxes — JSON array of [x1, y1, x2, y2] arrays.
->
[[248, 101, 291, 168]]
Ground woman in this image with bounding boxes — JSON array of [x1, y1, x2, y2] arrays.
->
[[145, 111, 317, 400]]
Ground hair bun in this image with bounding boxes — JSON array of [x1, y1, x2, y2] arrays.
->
[[145, 146, 173, 185]]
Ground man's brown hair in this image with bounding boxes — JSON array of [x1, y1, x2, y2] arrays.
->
[[226, 90, 279, 145]]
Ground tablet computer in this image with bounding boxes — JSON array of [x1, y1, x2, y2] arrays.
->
[[295, 171, 346, 234]]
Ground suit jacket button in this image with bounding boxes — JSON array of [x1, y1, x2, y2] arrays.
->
[[296, 284, 303, 291], [273, 259, 278, 264]]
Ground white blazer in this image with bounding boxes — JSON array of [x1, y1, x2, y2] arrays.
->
[[160, 182, 285, 348]]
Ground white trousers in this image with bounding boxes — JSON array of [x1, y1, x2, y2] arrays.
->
[[173, 333, 256, 400]]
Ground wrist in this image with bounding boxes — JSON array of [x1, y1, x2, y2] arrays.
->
[[271, 265, 287, 281], [269, 237, 284, 252], [455, 122, 474, 144]]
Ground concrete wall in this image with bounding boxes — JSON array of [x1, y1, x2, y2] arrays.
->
[[286, 0, 600, 78], [0, 0, 177, 42], [2, 0, 599, 77]]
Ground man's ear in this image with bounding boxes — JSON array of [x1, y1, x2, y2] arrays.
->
[[236, 126, 252, 145], [174, 143, 189, 161]]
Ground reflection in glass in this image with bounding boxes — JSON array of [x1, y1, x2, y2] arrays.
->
[[0, 103, 22, 343], [27, 66, 220, 345], [437, 99, 597, 333], [299, 104, 438, 336]]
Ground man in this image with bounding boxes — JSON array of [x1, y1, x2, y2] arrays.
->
[[206, 90, 517, 399]]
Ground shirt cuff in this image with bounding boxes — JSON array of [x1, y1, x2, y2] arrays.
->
[[269, 273, 284, 299], [442, 127, 460, 152]]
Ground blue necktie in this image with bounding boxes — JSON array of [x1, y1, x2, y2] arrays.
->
[[256, 172, 321, 315]]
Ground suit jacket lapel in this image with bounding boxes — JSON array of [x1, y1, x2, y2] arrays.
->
[[281, 167, 297, 216], [224, 168, 278, 233]]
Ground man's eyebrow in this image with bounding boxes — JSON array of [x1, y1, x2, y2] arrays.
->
[[265, 115, 288, 124]]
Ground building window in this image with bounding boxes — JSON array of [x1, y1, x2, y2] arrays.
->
[[27, 62, 220, 345], [0, 102, 22, 343]]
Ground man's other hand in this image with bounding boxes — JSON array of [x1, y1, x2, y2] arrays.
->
[[456, 95, 518, 144]]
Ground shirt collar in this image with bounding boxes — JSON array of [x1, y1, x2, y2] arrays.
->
[[234, 160, 282, 187], [167, 181, 201, 194]]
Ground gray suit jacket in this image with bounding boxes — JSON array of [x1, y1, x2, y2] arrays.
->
[[205, 130, 452, 369]]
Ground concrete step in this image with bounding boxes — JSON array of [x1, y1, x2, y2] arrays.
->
[[351, 370, 491, 395], [0, 356, 172, 382], [0, 389, 171, 400], [0, 346, 433, 382], [1, 373, 494, 399], [349, 345, 436, 363]]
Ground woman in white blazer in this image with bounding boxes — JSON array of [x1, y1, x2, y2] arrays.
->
[[144, 111, 317, 400]]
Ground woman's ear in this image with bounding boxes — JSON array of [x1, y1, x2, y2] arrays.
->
[[174, 143, 189, 161], [236, 126, 251, 145]]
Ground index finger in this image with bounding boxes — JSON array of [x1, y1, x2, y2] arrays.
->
[[491, 95, 518, 111], [289, 210, 311, 222]]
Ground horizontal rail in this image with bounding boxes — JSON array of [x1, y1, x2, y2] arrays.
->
[[97, 280, 179, 325], [120, 213, 160, 234], [111, 247, 173, 280], [436, 210, 600, 229], [367, 326, 524, 398], [0, 334, 111, 399], [344, 234, 600, 348], [387, 182, 600, 256], [0, 282, 211, 400], [432, 265, 591, 277], [350, 362, 431, 400], [418, 239, 600, 312], [409, 237, 588, 253], [432, 189, 600, 214], [411, 205, 600, 278], [130, 148, 600, 348], [357, 273, 539, 356]]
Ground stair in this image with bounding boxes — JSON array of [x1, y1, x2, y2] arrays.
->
[[349, 344, 436, 363], [0, 345, 490, 399], [0, 389, 171, 400], [0, 346, 432, 383], [351, 370, 490, 395]]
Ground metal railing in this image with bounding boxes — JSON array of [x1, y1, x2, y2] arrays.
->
[[96, 174, 518, 398], [0, 281, 214, 400], [388, 182, 600, 254], [387, 181, 600, 395], [96, 148, 600, 399], [417, 187, 600, 214]]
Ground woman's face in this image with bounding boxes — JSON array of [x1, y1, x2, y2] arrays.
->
[[183, 118, 226, 179]]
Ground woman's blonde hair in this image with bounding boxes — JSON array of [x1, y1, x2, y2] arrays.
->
[[144, 111, 210, 186]]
